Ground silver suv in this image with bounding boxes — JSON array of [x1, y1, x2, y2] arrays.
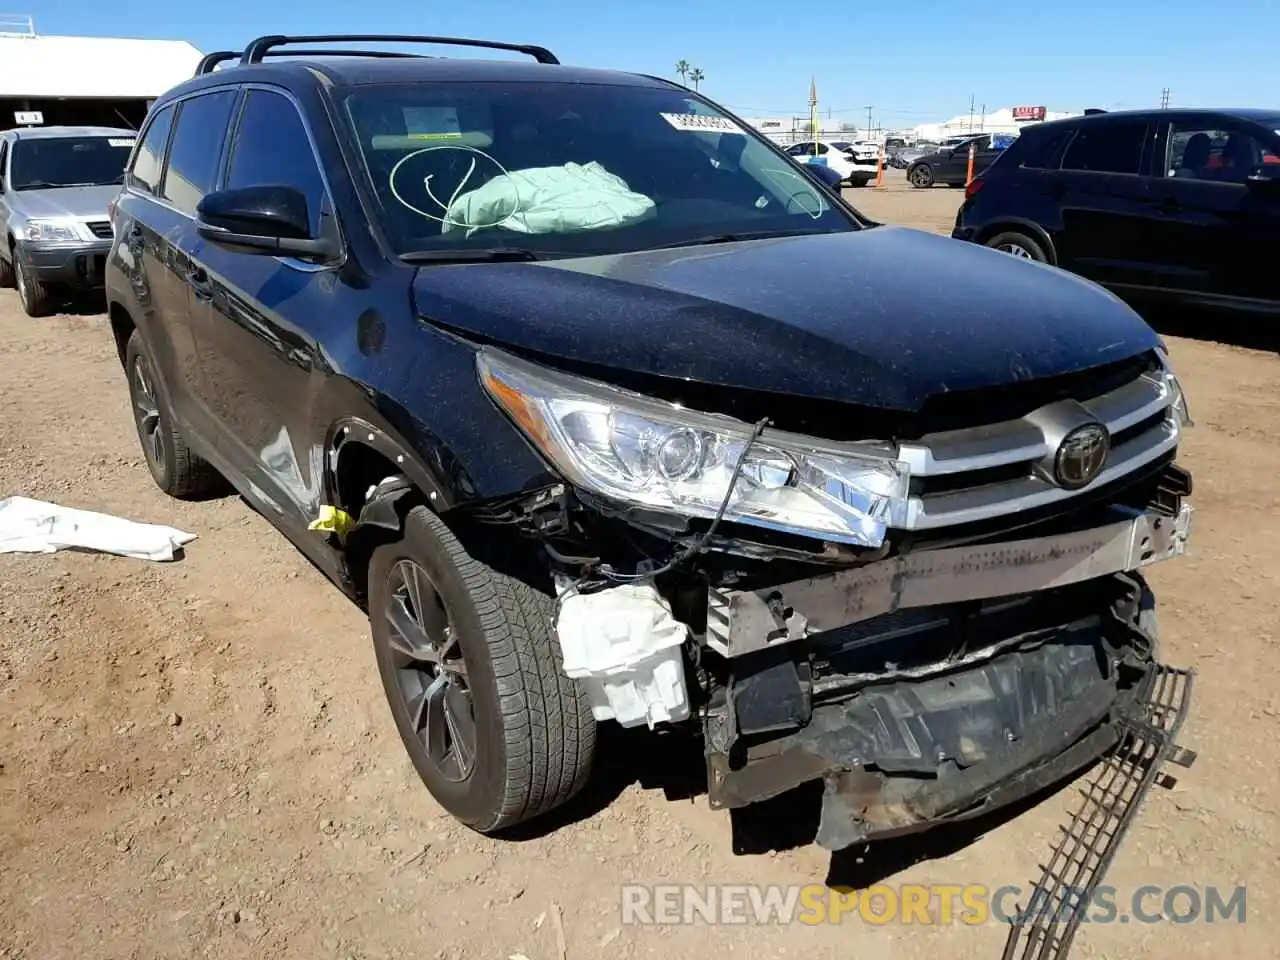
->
[[0, 125, 136, 316]]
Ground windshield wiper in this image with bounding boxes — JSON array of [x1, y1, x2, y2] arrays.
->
[[399, 247, 543, 264], [650, 229, 841, 251]]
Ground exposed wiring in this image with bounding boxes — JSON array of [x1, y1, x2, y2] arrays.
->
[[555, 416, 771, 600]]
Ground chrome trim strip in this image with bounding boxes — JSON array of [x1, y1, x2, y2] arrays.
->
[[898, 369, 1172, 479], [906, 415, 1178, 529]]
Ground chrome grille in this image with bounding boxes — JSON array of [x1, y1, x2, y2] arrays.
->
[[85, 220, 113, 239], [897, 368, 1179, 530]]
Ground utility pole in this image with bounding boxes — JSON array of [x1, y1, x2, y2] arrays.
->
[[1160, 87, 1170, 109], [864, 105, 873, 140], [979, 103, 986, 131], [968, 94, 976, 133]]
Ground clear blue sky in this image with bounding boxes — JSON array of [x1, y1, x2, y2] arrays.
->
[[28, 0, 1280, 126]]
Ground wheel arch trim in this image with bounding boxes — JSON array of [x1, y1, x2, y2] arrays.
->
[[326, 415, 452, 515]]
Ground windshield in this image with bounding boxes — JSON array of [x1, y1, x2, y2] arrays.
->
[[9, 135, 135, 190], [342, 82, 856, 258]]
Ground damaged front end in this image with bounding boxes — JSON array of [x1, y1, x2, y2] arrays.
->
[[466, 342, 1197, 850]]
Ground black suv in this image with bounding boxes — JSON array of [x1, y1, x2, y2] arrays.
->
[[105, 35, 1197, 861], [954, 108, 1280, 315]]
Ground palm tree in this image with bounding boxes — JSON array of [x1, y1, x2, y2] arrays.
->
[[689, 67, 705, 91], [675, 59, 690, 84]]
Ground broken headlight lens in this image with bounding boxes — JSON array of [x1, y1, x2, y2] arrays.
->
[[477, 349, 909, 548]]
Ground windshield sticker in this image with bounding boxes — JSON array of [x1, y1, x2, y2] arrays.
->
[[108, 138, 136, 148], [660, 113, 743, 135], [403, 106, 462, 139]]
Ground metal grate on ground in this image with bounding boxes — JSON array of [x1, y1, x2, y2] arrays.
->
[[1001, 664, 1197, 960]]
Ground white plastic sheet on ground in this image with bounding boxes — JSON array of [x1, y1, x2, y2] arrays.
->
[[0, 497, 196, 562]]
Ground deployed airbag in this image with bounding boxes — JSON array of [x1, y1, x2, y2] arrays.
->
[[443, 161, 655, 237]]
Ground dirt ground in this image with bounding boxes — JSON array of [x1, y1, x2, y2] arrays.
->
[[1, 171, 1277, 960]]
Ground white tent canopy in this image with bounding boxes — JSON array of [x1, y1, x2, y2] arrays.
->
[[0, 30, 202, 100]]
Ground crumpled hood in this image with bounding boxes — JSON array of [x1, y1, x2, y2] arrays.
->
[[411, 227, 1161, 413], [9, 184, 120, 220]]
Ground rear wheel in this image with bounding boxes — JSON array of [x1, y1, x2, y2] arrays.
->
[[909, 163, 934, 188], [124, 331, 224, 498], [368, 506, 596, 833], [985, 231, 1048, 263]]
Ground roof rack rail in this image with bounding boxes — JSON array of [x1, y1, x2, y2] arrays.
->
[[239, 34, 560, 67], [1083, 108, 1108, 116], [194, 47, 429, 77]]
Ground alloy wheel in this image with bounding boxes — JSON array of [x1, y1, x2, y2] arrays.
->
[[384, 559, 476, 783], [132, 355, 165, 469], [996, 242, 1035, 260]]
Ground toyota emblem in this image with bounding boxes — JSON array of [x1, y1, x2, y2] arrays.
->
[[1054, 423, 1110, 489]]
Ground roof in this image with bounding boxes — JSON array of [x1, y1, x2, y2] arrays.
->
[[0, 33, 203, 98], [1, 124, 136, 140], [1038, 107, 1280, 128], [176, 55, 667, 98]]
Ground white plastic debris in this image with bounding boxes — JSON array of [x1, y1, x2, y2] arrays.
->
[[555, 581, 691, 729], [0, 496, 196, 562]]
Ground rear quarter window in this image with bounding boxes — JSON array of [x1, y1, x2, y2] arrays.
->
[[997, 126, 1074, 170]]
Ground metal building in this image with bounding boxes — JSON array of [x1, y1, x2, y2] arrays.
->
[[0, 14, 202, 130]]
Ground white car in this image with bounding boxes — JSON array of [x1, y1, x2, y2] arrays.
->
[[784, 139, 879, 186]]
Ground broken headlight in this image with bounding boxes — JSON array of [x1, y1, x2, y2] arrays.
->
[[477, 349, 909, 548]]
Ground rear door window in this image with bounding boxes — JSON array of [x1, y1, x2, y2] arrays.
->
[[1010, 126, 1075, 169], [1060, 121, 1149, 175], [163, 90, 238, 215], [129, 105, 176, 195]]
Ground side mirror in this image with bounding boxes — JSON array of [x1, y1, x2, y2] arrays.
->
[[196, 185, 336, 259], [802, 162, 844, 190]]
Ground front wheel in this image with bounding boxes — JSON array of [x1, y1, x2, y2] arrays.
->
[[14, 251, 54, 317], [909, 163, 934, 188], [0, 250, 14, 289], [368, 506, 596, 833], [985, 230, 1048, 263]]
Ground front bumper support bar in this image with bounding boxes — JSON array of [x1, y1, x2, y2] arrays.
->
[[706, 503, 1193, 658]]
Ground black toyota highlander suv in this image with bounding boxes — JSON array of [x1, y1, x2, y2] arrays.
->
[[105, 35, 1197, 875]]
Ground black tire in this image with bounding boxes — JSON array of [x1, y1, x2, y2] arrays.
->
[[984, 230, 1048, 263], [909, 163, 934, 188], [124, 331, 224, 498], [0, 248, 14, 289], [369, 506, 596, 833], [14, 250, 55, 317]]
